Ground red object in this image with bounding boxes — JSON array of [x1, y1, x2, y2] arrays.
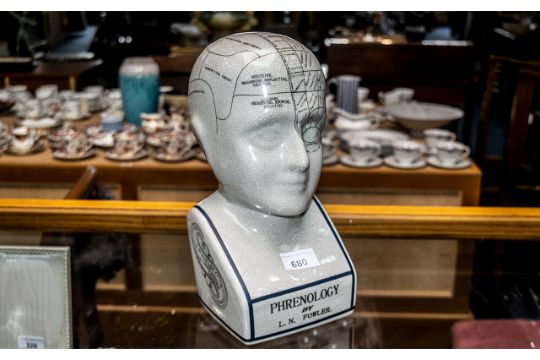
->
[[452, 319, 540, 349]]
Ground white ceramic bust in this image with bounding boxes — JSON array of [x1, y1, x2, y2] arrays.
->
[[187, 32, 356, 345]]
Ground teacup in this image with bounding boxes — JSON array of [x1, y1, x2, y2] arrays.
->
[[114, 131, 144, 156], [392, 140, 426, 165], [24, 99, 45, 119], [36, 84, 58, 100], [76, 92, 100, 113], [140, 112, 165, 134], [12, 127, 38, 153], [423, 128, 456, 149], [160, 131, 191, 156], [59, 90, 76, 102], [379, 88, 415, 105], [63, 132, 89, 155], [348, 138, 381, 164], [62, 100, 82, 120], [7, 85, 28, 97], [434, 141, 470, 166], [357, 87, 370, 103]]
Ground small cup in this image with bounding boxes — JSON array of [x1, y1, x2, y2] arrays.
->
[[423, 128, 457, 149], [349, 138, 381, 164], [36, 84, 58, 100], [160, 131, 190, 155], [63, 133, 89, 155], [114, 131, 144, 155], [24, 99, 45, 119], [59, 90, 76, 102], [12, 127, 37, 152], [62, 100, 82, 119], [392, 140, 426, 165], [435, 141, 470, 166], [379, 88, 415, 105], [140, 112, 165, 134], [357, 87, 370, 103]]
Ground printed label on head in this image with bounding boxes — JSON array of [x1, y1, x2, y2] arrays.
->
[[191, 222, 228, 309], [251, 274, 354, 339]]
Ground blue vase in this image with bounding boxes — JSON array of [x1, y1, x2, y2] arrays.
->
[[119, 57, 160, 126]]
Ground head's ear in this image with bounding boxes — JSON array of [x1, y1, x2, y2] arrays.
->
[[188, 80, 218, 156]]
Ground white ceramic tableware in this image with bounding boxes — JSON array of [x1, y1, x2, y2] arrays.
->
[[348, 138, 381, 164], [113, 131, 144, 156], [140, 112, 166, 134], [391, 140, 426, 165], [357, 87, 370, 103], [24, 99, 45, 119], [378, 87, 414, 105], [434, 141, 470, 166], [11, 127, 38, 153], [423, 128, 456, 149], [63, 132, 89, 155]]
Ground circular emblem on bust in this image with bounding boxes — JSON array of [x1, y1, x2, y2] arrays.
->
[[191, 223, 228, 309]]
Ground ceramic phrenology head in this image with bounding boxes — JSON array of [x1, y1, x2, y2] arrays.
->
[[189, 32, 326, 217]]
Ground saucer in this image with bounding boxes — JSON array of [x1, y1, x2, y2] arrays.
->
[[105, 148, 148, 162], [340, 154, 383, 168], [384, 155, 426, 169], [53, 148, 96, 161], [427, 156, 471, 169], [152, 149, 195, 163], [18, 118, 60, 129], [58, 112, 90, 122], [323, 154, 339, 165], [6, 141, 45, 156]]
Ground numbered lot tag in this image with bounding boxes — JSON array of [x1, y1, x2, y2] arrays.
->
[[280, 248, 320, 271], [18, 336, 45, 349]]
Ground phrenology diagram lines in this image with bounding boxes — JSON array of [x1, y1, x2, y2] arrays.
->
[[188, 32, 326, 143]]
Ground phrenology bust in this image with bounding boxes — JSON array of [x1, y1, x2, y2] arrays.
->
[[187, 32, 356, 345]]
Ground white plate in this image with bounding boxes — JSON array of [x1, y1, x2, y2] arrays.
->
[[427, 156, 471, 169], [383, 102, 463, 131], [18, 118, 60, 129], [105, 149, 148, 162], [152, 149, 195, 163], [384, 155, 426, 169], [57, 112, 90, 122], [322, 154, 339, 165], [340, 154, 383, 168], [340, 129, 409, 147], [53, 148, 96, 161]]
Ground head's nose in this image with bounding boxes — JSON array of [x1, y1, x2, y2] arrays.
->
[[282, 131, 309, 173]]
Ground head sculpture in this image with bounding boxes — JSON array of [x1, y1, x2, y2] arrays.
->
[[189, 32, 326, 216]]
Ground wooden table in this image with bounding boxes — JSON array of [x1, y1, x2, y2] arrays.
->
[[0, 113, 482, 205], [1, 60, 103, 91]]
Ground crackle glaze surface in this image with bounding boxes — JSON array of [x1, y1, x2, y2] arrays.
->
[[186, 32, 356, 345]]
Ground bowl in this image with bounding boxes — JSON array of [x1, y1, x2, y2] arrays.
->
[[383, 102, 464, 132]]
